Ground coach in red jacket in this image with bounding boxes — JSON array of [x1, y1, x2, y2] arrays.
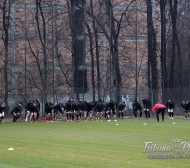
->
[[152, 103, 166, 123]]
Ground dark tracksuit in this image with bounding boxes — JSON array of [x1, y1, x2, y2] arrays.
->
[[96, 102, 104, 112], [25, 101, 32, 112], [105, 101, 118, 119], [142, 99, 151, 119], [166, 101, 174, 117], [54, 103, 64, 114], [11, 105, 22, 122], [117, 102, 126, 119], [65, 100, 75, 120], [30, 104, 38, 113], [45, 105, 53, 114], [181, 103, 190, 118], [133, 102, 142, 118]]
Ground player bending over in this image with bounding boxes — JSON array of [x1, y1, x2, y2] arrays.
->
[[11, 102, 23, 122]]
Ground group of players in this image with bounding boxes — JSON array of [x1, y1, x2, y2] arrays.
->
[[0, 96, 181, 124], [40, 98, 127, 123], [17, 98, 126, 123], [133, 98, 175, 120]]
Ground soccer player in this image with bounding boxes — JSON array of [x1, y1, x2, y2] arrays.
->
[[11, 102, 23, 122], [30, 101, 38, 123], [95, 100, 104, 121], [73, 101, 80, 122], [141, 97, 151, 119], [79, 101, 88, 121], [45, 102, 54, 122], [0, 103, 6, 123], [152, 102, 166, 123], [25, 100, 34, 122], [181, 101, 190, 119], [133, 100, 142, 119], [65, 98, 74, 121], [117, 102, 126, 119], [87, 101, 94, 121], [36, 99, 41, 121], [166, 99, 174, 119], [54, 103, 64, 121], [106, 101, 118, 121]]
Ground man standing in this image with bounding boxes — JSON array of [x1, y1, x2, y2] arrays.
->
[[141, 97, 151, 119], [152, 102, 166, 123], [117, 102, 126, 119], [166, 99, 174, 119], [11, 102, 23, 122], [133, 100, 142, 119], [0, 103, 6, 123]]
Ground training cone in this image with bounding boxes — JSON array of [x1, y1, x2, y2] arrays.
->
[[8, 148, 14, 150]]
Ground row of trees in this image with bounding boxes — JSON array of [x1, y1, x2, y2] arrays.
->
[[0, 0, 190, 112]]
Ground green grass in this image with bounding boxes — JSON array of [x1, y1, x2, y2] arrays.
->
[[0, 118, 190, 168]]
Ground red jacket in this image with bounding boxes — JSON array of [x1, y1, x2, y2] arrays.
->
[[152, 104, 166, 113]]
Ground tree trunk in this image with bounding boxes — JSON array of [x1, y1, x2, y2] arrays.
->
[[71, 0, 87, 100], [2, 0, 11, 112], [86, 22, 95, 102], [160, 0, 167, 102], [147, 0, 158, 104]]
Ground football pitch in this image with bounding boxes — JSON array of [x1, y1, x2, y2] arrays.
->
[[0, 118, 190, 168]]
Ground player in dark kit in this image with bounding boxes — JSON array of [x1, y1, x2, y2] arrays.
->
[[117, 102, 126, 119], [95, 101, 104, 121], [166, 99, 174, 119], [0, 103, 6, 123], [79, 101, 88, 121], [106, 101, 118, 122], [11, 102, 23, 122], [141, 97, 151, 119], [73, 101, 80, 122], [87, 102, 94, 121], [54, 103, 64, 121], [25, 100, 34, 122], [181, 101, 190, 119], [152, 103, 166, 123], [133, 100, 142, 119], [45, 102, 54, 122], [65, 98, 74, 121], [30, 101, 38, 123]]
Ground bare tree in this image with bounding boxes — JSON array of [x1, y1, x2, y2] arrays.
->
[[0, 0, 11, 111], [146, 0, 158, 103]]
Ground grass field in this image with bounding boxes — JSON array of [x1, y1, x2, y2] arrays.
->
[[0, 118, 190, 168]]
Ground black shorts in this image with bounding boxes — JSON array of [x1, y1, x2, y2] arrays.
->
[[54, 108, 63, 114]]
